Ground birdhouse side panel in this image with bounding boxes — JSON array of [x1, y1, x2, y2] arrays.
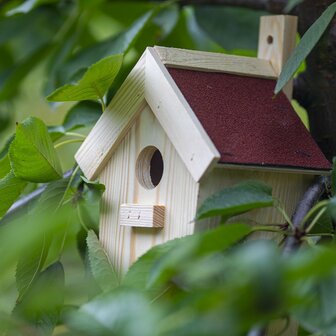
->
[[196, 167, 314, 236], [99, 104, 199, 274]]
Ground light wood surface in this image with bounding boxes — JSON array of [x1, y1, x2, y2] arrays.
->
[[99, 104, 199, 274], [119, 204, 165, 228], [75, 53, 147, 180], [196, 167, 313, 236], [145, 47, 220, 182], [258, 15, 298, 99], [154, 46, 277, 79]]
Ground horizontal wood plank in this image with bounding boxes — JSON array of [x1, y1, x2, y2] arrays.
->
[[154, 46, 277, 79]]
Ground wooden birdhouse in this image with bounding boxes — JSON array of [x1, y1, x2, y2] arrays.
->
[[75, 16, 331, 274]]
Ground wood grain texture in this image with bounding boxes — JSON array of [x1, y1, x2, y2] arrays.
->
[[154, 46, 277, 79], [196, 167, 313, 237], [258, 15, 298, 99], [75, 53, 147, 180], [99, 104, 199, 274], [145, 47, 220, 182], [119, 204, 165, 228]]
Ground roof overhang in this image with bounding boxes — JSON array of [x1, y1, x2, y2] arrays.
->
[[216, 163, 331, 176]]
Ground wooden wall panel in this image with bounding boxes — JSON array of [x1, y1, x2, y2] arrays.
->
[[99, 104, 199, 274], [197, 167, 313, 240]]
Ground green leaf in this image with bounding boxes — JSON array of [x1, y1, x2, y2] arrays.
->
[[0, 155, 11, 179], [309, 209, 334, 235], [122, 240, 175, 298], [284, 0, 304, 13], [48, 101, 101, 140], [149, 223, 251, 286], [75, 177, 105, 231], [87, 230, 119, 292], [0, 44, 51, 101], [16, 234, 50, 301], [66, 289, 160, 336], [9, 117, 62, 183], [327, 196, 336, 221], [332, 157, 336, 196], [14, 261, 65, 335], [47, 54, 123, 102], [0, 171, 27, 219], [7, 0, 56, 15], [0, 135, 14, 160], [63, 101, 102, 131], [61, 11, 153, 83], [197, 180, 273, 220], [275, 2, 336, 94], [36, 177, 72, 213], [294, 272, 336, 335], [194, 6, 264, 51]]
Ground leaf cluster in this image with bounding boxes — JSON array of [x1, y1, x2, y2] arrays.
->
[[0, 1, 336, 335]]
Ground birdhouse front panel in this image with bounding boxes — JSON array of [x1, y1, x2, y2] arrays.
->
[[98, 104, 199, 274]]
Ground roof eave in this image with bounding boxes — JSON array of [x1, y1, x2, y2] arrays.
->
[[216, 162, 331, 176]]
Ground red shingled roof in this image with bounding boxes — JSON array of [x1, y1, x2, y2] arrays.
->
[[168, 68, 331, 171]]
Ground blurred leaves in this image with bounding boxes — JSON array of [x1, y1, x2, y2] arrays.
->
[[194, 6, 263, 52], [0, 171, 27, 219], [0, 6, 64, 101], [197, 180, 273, 220], [293, 273, 336, 335], [16, 234, 50, 301], [7, 0, 57, 16], [87, 230, 119, 292], [66, 289, 160, 336], [1, 2, 336, 336], [48, 101, 102, 141], [60, 10, 154, 84], [63, 101, 102, 131], [14, 261, 65, 334], [285, 0, 304, 13], [148, 223, 251, 286], [9, 117, 62, 182], [47, 54, 123, 102], [332, 157, 336, 196]]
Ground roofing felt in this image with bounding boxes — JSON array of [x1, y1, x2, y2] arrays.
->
[[167, 67, 331, 171]]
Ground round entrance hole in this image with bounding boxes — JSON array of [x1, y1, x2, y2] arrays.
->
[[136, 146, 164, 189]]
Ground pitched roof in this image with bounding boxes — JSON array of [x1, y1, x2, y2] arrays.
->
[[168, 68, 331, 172], [75, 47, 331, 182]]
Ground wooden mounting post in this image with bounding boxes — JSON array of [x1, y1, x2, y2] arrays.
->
[[258, 15, 298, 100]]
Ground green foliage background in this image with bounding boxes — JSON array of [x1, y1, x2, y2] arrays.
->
[[0, 1, 334, 335]]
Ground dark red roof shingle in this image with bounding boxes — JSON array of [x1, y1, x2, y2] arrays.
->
[[168, 68, 331, 171]]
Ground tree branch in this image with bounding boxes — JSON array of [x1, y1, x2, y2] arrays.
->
[[282, 175, 330, 256]]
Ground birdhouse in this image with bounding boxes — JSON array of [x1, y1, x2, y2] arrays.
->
[[75, 16, 331, 274]]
